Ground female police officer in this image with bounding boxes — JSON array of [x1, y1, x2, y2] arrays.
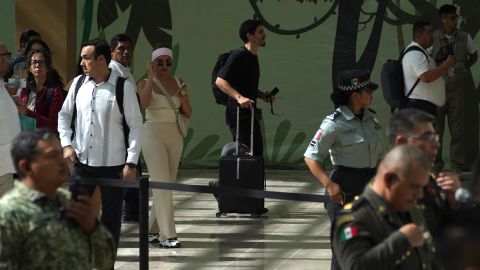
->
[[304, 69, 386, 270]]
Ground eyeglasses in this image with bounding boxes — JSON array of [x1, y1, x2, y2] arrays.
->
[[155, 60, 172, 67], [409, 132, 440, 143], [30, 60, 47, 66], [0, 52, 11, 58]]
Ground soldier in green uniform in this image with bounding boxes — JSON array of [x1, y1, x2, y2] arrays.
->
[[388, 108, 460, 236], [334, 144, 435, 270], [0, 129, 115, 269], [304, 69, 386, 270]]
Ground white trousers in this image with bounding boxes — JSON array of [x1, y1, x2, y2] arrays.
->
[[143, 122, 183, 241]]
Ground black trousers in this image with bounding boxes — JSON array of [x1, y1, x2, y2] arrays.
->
[[71, 163, 125, 247], [122, 162, 142, 219], [325, 166, 376, 270]]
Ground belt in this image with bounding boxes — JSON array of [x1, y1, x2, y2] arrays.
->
[[334, 165, 376, 173]]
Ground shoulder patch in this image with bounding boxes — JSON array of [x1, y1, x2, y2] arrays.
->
[[326, 111, 340, 121], [339, 225, 359, 241]]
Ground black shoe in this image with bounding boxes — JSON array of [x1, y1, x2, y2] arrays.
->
[[122, 214, 139, 222]]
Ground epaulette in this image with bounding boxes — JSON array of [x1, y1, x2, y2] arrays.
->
[[343, 195, 364, 211], [367, 108, 376, 114], [336, 214, 354, 227], [326, 111, 341, 121]]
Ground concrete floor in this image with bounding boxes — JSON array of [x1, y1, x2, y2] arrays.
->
[[114, 169, 332, 270]]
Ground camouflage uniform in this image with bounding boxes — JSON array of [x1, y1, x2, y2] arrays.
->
[[334, 186, 436, 270], [0, 182, 116, 269]]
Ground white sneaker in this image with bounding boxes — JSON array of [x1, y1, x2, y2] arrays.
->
[[158, 237, 181, 248], [148, 233, 159, 244]]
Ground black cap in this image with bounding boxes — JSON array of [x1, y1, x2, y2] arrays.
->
[[335, 69, 378, 93]]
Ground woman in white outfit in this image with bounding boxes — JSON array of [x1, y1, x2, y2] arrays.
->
[[137, 47, 192, 248]]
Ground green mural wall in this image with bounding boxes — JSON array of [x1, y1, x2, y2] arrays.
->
[[73, 0, 480, 170], [3, 1, 479, 169]]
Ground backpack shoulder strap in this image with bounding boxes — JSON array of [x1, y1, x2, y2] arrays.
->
[[400, 45, 429, 62], [115, 76, 130, 153], [43, 87, 54, 116], [400, 46, 428, 100], [70, 74, 86, 141], [116, 76, 126, 115]]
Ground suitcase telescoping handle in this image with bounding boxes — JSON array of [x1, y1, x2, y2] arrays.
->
[[235, 106, 255, 156]]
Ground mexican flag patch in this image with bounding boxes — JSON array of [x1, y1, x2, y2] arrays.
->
[[340, 225, 358, 241]]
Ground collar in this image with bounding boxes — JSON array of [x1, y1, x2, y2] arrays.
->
[[338, 106, 355, 120], [90, 69, 116, 87], [15, 181, 50, 202], [110, 60, 131, 74], [338, 106, 374, 121], [364, 185, 409, 227], [410, 41, 429, 53], [14, 181, 70, 207]]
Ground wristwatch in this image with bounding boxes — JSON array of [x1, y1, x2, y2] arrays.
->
[[126, 162, 137, 169]]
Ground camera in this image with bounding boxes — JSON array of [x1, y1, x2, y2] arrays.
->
[[70, 185, 91, 201], [435, 44, 454, 63]]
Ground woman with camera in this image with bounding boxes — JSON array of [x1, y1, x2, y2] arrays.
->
[[17, 47, 64, 132], [137, 47, 192, 248], [304, 69, 386, 270]]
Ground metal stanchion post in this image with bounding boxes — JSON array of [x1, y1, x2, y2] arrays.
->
[[139, 176, 149, 270]]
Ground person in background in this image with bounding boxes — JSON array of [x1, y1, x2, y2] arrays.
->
[[109, 33, 140, 222], [432, 4, 478, 174], [388, 108, 461, 237], [5, 28, 41, 81], [334, 145, 435, 270], [402, 21, 455, 117], [215, 19, 272, 157], [137, 47, 192, 248], [17, 48, 64, 132], [0, 129, 115, 269], [0, 43, 21, 197], [24, 39, 52, 60], [304, 69, 386, 270]]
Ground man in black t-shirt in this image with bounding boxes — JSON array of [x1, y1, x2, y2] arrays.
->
[[216, 19, 270, 157]]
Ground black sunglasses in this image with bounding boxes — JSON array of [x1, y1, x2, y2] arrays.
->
[[155, 60, 172, 67]]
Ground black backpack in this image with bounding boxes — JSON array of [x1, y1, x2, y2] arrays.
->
[[211, 51, 232, 105], [380, 46, 429, 111]]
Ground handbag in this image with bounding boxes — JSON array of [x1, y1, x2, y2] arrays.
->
[[152, 76, 189, 137]]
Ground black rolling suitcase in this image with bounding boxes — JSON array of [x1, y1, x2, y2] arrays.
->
[[216, 107, 266, 217]]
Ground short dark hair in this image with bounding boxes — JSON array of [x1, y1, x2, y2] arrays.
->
[[330, 91, 354, 108], [387, 109, 435, 146], [81, 38, 111, 64], [20, 28, 41, 45], [439, 4, 457, 16], [110, 33, 133, 50], [413, 21, 431, 40], [25, 39, 51, 57], [10, 129, 56, 178], [239, 19, 263, 43]]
